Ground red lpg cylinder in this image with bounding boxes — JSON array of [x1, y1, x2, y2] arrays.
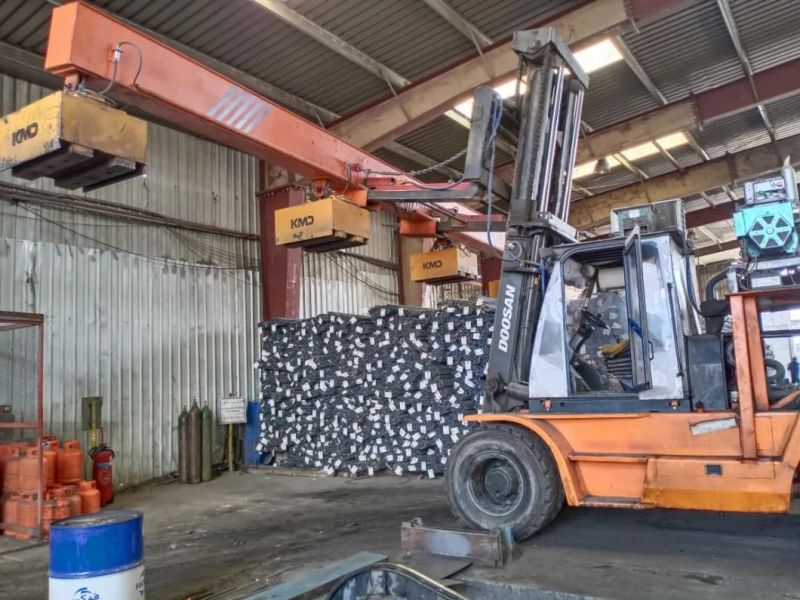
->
[[3, 448, 21, 494], [90, 445, 115, 506], [18, 448, 47, 494], [2, 493, 20, 538], [57, 440, 83, 485], [42, 437, 59, 487], [15, 493, 36, 540], [63, 484, 81, 516], [78, 480, 101, 514]]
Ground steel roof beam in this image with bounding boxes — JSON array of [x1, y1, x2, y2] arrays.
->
[[716, 0, 777, 141], [421, 0, 492, 49], [329, 0, 702, 151], [576, 55, 800, 164], [569, 132, 800, 229], [250, 0, 408, 91]]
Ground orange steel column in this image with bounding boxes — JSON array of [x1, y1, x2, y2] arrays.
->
[[43, 2, 420, 190], [730, 295, 758, 459], [260, 185, 303, 320], [743, 296, 770, 412]]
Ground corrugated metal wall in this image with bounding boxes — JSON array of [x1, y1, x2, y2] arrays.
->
[[301, 210, 399, 316], [0, 73, 263, 484], [0, 73, 401, 483], [0, 238, 260, 485]]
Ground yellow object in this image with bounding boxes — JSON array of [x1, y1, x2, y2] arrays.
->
[[409, 247, 479, 284], [274, 197, 370, 251], [487, 279, 500, 298], [0, 90, 147, 191]]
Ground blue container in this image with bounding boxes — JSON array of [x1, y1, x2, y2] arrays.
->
[[49, 510, 145, 599], [245, 400, 267, 466]]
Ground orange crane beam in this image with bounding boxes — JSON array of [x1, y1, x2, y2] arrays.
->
[[44, 1, 419, 196]]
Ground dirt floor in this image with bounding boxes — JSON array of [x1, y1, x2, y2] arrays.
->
[[1, 470, 799, 599]]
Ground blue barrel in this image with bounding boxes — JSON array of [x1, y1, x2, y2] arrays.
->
[[49, 510, 145, 600]]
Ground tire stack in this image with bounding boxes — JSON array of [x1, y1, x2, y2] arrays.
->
[[256, 298, 494, 477]]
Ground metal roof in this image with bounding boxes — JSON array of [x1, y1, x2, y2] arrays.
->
[[0, 0, 798, 243]]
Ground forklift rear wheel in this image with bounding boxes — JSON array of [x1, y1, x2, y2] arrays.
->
[[446, 424, 563, 540]]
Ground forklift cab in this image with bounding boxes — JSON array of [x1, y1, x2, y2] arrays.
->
[[528, 229, 701, 413]]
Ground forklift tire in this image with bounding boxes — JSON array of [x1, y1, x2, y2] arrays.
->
[[445, 424, 564, 540]]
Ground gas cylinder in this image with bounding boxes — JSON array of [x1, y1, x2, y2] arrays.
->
[[42, 437, 59, 486], [188, 400, 202, 484], [201, 401, 213, 482], [18, 448, 46, 494], [42, 495, 57, 535], [2, 493, 20, 538], [3, 447, 21, 493], [57, 440, 83, 484], [89, 444, 115, 506], [78, 480, 101, 514], [15, 493, 36, 540], [63, 484, 81, 516], [178, 404, 189, 483]]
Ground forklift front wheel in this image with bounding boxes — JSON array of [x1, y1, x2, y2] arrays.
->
[[445, 424, 564, 540]]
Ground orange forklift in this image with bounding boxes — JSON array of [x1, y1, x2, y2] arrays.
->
[[443, 29, 800, 539]]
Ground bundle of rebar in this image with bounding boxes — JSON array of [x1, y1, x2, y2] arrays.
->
[[256, 298, 494, 477]]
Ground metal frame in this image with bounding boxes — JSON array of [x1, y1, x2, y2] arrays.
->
[[0, 311, 45, 541]]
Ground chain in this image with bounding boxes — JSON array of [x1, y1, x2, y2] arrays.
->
[[364, 147, 468, 178]]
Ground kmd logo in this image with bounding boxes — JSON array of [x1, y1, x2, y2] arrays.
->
[[290, 215, 314, 228], [422, 260, 443, 270], [72, 587, 100, 600], [497, 283, 515, 352], [11, 122, 38, 146]]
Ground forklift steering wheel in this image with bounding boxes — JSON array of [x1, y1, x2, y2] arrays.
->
[[581, 308, 609, 331]]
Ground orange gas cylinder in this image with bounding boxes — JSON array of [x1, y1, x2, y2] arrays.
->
[[42, 438, 59, 486], [63, 484, 81, 516], [50, 487, 69, 520], [57, 440, 83, 484], [78, 480, 101, 514], [14, 493, 36, 540], [42, 495, 56, 536], [2, 494, 20, 538], [3, 448, 21, 494], [18, 448, 46, 494]]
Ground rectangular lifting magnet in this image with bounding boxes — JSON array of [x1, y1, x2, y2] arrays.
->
[[0, 91, 147, 192]]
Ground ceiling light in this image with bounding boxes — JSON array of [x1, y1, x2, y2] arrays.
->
[[573, 156, 620, 179], [621, 132, 689, 161], [574, 39, 623, 74]]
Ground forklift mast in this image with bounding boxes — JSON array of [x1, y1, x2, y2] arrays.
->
[[485, 30, 588, 412]]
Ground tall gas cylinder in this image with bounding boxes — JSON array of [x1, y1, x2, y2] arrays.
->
[[178, 404, 189, 483], [188, 400, 202, 484], [49, 510, 145, 599], [201, 401, 213, 482], [89, 444, 115, 506], [57, 440, 83, 485], [42, 437, 58, 487]]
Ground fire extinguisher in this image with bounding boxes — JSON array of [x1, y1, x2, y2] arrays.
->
[[89, 444, 115, 506]]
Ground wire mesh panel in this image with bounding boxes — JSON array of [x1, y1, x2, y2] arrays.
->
[[0, 312, 44, 542]]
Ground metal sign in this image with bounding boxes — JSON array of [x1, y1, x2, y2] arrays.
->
[[218, 396, 247, 425]]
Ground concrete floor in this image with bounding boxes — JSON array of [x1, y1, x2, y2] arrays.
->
[[1, 470, 799, 599]]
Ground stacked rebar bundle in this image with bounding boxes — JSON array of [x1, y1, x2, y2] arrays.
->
[[256, 298, 494, 477]]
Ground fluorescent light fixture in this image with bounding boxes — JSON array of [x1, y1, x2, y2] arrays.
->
[[452, 38, 621, 119], [573, 38, 623, 73], [454, 78, 525, 118], [573, 132, 689, 179], [620, 132, 688, 161]]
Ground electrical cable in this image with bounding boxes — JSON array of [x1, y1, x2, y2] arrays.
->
[[20, 205, 260, 287], [484, 91, 503, 251], [98, 41, 144, 96]]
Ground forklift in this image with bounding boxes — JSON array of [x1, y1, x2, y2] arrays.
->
[[443, 30, 800, 539]]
